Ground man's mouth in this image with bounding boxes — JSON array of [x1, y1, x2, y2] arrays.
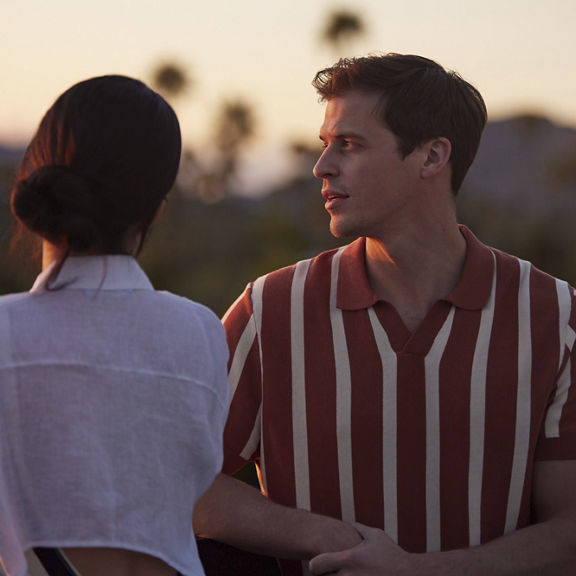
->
[[322, 189, 348, 209]]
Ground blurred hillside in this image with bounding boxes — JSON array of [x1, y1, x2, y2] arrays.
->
[[458, 115, 576, 286], [1, 114, 576, 316]]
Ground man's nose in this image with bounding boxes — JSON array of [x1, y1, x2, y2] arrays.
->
[[313, 148, 338, 179]]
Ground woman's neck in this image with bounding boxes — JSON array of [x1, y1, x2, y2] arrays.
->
[[41, 232, 143, 271], [41, 241, 66, 271]]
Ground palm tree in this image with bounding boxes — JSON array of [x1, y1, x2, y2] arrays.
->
[[151, 61, 190, 101], [213, 99, 256, 195], [320, 9, 367, 54], [216, 100, 255, 157], [192, 99, 257, 202], [149, 61, 198, 197]]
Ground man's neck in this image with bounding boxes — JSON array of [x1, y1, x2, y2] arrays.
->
[[364, 221, 466, 333]]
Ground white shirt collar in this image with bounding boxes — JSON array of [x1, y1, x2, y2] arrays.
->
[[30, 255, 154, 292]]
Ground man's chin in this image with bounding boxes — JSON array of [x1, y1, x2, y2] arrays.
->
[[330, 223, 356, 240]]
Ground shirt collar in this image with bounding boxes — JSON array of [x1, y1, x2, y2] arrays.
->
[[337, 237, 378, 310], [30, 255, 154, 293], [444, 225, 494, 310], [337, 226, 494, 311]]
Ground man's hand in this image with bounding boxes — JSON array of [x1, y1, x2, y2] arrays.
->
[[194, 473, 362, 560], [309, 461, 576, 576], [309, 523, 410, 575]]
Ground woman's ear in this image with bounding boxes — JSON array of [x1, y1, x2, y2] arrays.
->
[[421, 137, 452, 179]]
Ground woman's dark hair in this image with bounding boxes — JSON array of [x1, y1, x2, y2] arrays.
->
[[11, 75, 182, 255], [312, 54, 487, 193]]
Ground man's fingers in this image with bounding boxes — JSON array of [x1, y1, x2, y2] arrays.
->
[[309, 550, 349, 575], [352, 522, 380, 540]]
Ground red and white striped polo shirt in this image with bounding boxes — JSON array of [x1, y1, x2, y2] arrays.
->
[[222, 226, 576, 559]]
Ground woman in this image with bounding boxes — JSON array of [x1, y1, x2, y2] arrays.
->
[[0, 76, 229, 576]]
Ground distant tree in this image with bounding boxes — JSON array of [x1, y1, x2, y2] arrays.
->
[[320, 9, 367, 54], [149, 61, 201, 198], [215, 100, 256, 155], [199, 99, 256, 201], [151, 61, 190, 101], [288, 139, 322, 183]]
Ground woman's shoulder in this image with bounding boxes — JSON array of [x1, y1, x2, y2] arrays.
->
[[0, 291, 32, 308], [153, 290, 221, 321], [148, 290, 226, 341]]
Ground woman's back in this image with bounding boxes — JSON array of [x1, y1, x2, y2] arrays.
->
[[0, 256, 229, 575]]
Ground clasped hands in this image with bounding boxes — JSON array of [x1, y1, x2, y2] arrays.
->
[[309, 523, 412, 575]]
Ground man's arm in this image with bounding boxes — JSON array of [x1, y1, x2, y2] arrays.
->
[[193, 473, 362, 560], [309, 460, 576, 575]]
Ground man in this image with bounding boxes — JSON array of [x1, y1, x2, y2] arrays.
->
[[194, 54, 576, 575]]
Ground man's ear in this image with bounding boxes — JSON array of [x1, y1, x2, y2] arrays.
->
[[421, 137, 452, 179]]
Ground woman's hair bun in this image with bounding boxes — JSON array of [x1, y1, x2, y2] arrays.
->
[[11, 165, 103, 252], [11, 75, 182, 257]]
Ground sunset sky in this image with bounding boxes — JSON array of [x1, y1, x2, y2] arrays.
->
[[3, 0, 575, 191]]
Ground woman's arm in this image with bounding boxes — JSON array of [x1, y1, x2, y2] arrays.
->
[[61, 548, 176, 576]]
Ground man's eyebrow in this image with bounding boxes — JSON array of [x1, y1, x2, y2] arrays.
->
[[319, 130, 368, 142]]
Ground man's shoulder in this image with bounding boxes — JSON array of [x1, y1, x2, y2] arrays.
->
[[224, 243, 353, 325], [257, 243, 350, 284], [492, 244, 574, 290], [463, 228, 571, 290], [488, 246, 576, 331]]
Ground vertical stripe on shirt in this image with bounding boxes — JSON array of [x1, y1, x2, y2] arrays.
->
[[505, 259, 532, 533], [228, 319, 257, 399], [291, 259, 312, 511], [241, 277, 267, 479], [330, 247, 355, 523], [545, 281, 575, 438], [546, 359, 573, 440], [425, 307, 455, 551], [468, 253, 497, 546], [368, 308, 398, 543]]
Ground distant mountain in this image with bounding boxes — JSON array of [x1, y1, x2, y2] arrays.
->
[[0, 145, 24, 167], [463, 115, 576, 215], [1, 114, 575, 215]]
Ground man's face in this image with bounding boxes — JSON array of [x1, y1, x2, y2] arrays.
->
[[313, 90, 424, 241]]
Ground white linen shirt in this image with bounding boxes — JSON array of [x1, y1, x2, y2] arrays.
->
[[0, 255, 229, 576]]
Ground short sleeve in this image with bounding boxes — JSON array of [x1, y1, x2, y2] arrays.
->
[[536, 287, 576, 460], [221, 283, 264, 474]]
